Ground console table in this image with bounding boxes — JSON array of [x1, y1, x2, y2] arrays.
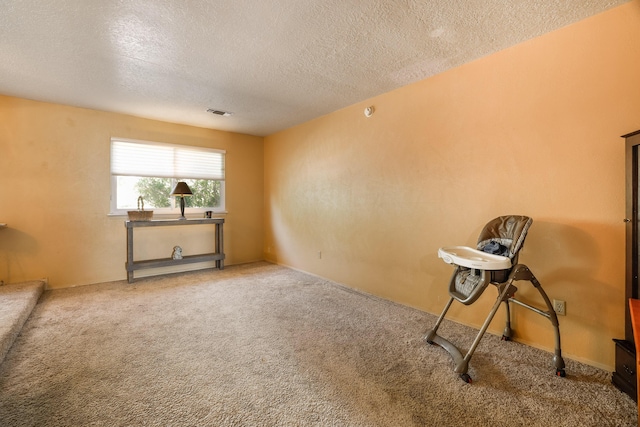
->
[[125, 218, 224, 283]]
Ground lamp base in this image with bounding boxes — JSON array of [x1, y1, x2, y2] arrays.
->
[[178, 196, 187, 219]]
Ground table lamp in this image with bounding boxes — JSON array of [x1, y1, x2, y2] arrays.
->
[[170, 182, 193, 220]]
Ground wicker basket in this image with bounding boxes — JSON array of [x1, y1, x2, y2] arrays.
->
[[128, 196, 153, 221]]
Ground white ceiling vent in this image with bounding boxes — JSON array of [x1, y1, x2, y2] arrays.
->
[[207, 109, 233, 117]]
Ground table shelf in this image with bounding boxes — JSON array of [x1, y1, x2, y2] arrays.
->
[[125, 218, 224, 283]]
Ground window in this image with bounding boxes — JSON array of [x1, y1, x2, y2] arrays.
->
[[110, 138, 225, 215]]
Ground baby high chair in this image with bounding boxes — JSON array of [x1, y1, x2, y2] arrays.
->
[[424, 215, 565, 383]]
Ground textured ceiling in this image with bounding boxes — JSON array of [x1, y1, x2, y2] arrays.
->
[[0, 0, 630, 136]]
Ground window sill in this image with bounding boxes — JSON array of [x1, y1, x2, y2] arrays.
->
[[108, 211, 228, 219]]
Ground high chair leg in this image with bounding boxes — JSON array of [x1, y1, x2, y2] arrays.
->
[[502, 300, 513, 341], [455, 282, 517, 381], [425, 282, 518, 383], [424, 297, 454, 343], [507, 264, 566, 377], [530, 274, 566, 376]]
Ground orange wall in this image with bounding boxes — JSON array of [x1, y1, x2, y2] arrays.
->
[[0, 96, 264, 288], [264, 2, 640, 370]]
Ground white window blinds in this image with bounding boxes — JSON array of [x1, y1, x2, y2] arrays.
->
[[111, 139, 225, 180]]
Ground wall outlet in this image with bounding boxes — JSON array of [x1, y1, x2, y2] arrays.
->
[[553, 299, 566, 316], [318, 251, 322, 259]]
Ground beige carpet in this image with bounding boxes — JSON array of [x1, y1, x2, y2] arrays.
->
[[0, 262, 636, 426]]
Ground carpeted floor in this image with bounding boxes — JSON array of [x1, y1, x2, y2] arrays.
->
[[0, 262, 636, 426]]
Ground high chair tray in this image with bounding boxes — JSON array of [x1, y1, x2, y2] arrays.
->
[[438, 246, 511, 270]]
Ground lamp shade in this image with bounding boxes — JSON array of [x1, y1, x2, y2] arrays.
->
[[170, 182, 193, 196]]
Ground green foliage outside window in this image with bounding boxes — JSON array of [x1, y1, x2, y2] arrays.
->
[[135, 178, 172, 208], [135, 178, 221, 209]]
